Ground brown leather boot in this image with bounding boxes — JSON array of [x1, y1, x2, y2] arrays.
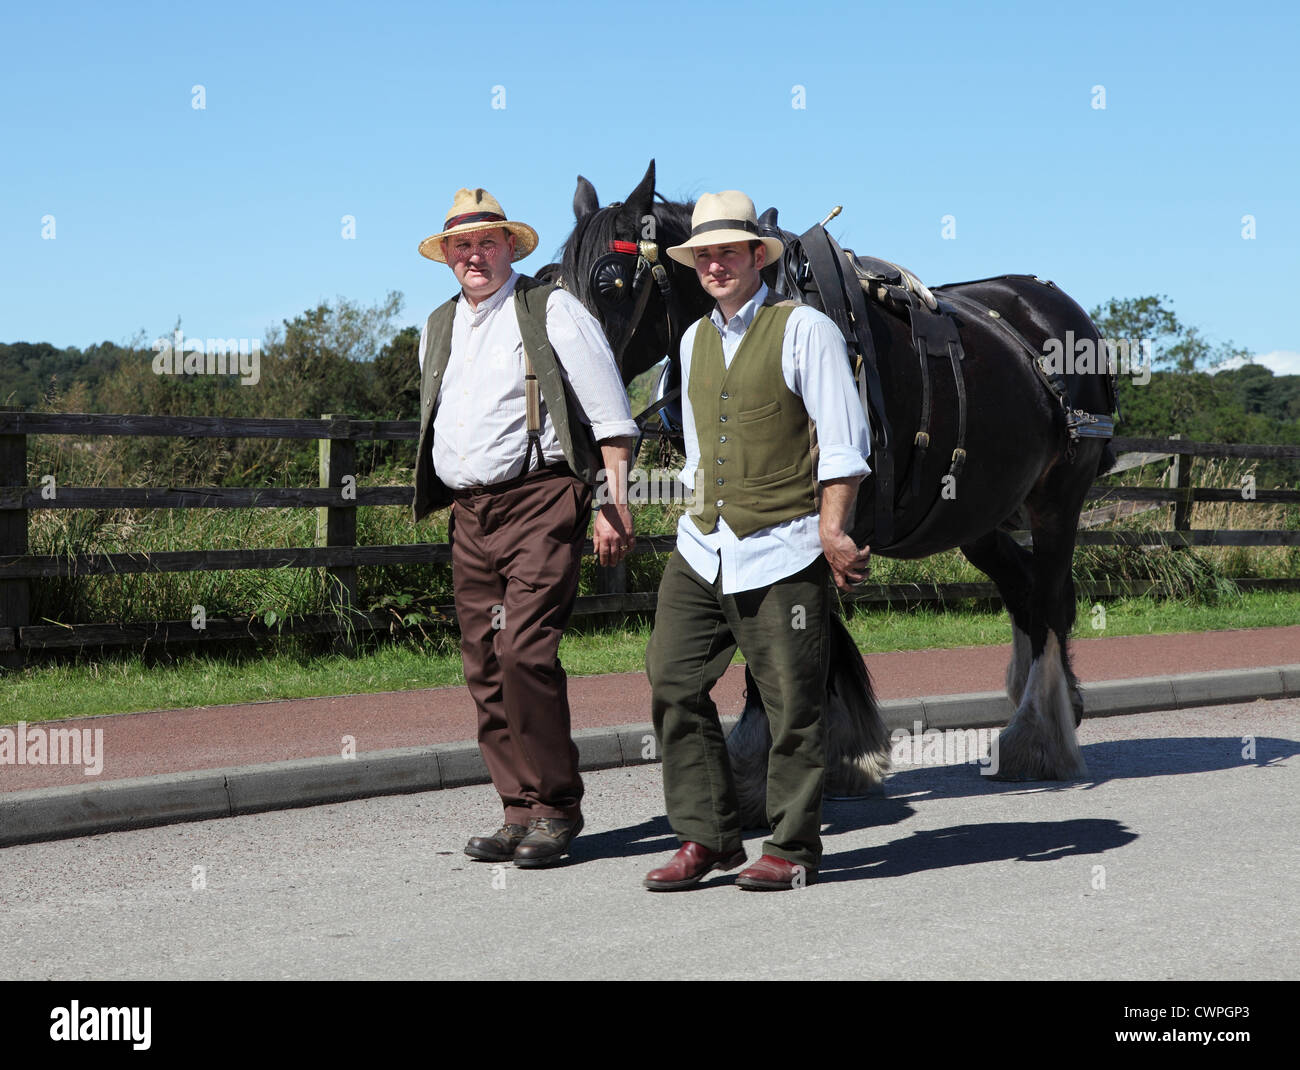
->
[[464, 824, 529, 862], [512, 816, 584, 868], [643, 842, 747, 891]]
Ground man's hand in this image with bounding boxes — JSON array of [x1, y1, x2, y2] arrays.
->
[[819, 475, 868, 590], [593, 436, 636, 566], [822, 529, 871, 590], [593, 503, 635, 566]]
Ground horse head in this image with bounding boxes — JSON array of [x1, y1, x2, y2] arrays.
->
[[558, 160, 709, 389]]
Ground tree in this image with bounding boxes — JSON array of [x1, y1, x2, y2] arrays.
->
[[1089, 294, 1248, 373]]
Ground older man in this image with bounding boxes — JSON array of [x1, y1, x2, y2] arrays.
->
[[643, 190, 873, 891], [413, 187, 637, 867]]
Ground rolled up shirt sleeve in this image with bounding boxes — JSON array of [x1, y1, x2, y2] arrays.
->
[[787, 308, 872, 483], [545, 288, 639, 442]]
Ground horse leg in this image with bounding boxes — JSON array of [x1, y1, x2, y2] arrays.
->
[[993, 490, 1090, 780], [960, 530, 1034, 707], [727, 614, 889, 826]]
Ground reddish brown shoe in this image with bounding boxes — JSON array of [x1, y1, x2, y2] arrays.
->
[[643, 841, 747, 892], [735, 854, 816, 891]]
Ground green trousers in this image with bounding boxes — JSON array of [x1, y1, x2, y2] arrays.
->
[[645, 550, 830, 869]]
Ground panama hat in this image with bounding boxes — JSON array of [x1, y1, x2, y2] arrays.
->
[[418, 187, 539, 263], [666, 190, 784, 267]]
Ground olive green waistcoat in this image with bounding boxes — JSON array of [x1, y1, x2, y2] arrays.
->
[[688, 300, 817, 538], [412, 275, 601, 522]]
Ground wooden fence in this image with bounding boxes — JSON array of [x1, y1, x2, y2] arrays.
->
[[1, 409, 1297, 665]]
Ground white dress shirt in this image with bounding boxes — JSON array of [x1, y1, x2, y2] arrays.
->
[[418, 271, 638, 489], [676, 283, 872, 594]]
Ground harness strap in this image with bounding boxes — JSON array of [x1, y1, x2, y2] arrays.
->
[[945, 336, 968, 482], [909, 331, 933, 502], [797, 224, 894, 548]]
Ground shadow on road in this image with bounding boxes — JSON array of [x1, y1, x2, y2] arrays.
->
[[819, 818, 1138, 883], [568, 735, 1292, 874], [879, 735, 1298, 801]]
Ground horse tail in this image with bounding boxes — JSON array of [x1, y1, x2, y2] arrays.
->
[[824, 612, 891, 797], [727, 612, 891, 828]]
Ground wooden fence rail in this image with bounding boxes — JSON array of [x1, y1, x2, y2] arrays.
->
[[0, 410, 1296, 664]]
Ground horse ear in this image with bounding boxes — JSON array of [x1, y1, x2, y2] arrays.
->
[[573, 175, 599, 218], [624, 160, 656, 218]]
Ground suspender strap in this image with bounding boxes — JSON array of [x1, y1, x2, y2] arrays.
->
[[523, 351, 545, 472]]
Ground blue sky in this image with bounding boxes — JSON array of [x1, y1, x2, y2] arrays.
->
[[3, 0, 1298, 373]]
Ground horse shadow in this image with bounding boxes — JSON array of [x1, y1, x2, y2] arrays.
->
[[818, 817, 1139, 883], [881, 734, 1298, 802], [569, 735, 1294, 875]]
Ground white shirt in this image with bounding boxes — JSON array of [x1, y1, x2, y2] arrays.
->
[[676, 283, 872, 593], [418, 271, 638, 489]]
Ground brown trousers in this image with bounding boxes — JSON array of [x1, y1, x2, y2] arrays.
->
[[450, 467, 591, 824]]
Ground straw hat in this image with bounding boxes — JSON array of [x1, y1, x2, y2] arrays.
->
[[666, 190, 784, 267], [418, 187, 539, 263]]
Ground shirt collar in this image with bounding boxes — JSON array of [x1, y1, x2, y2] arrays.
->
[[709, 282, 769, 335], [458, 270, 519, 322]]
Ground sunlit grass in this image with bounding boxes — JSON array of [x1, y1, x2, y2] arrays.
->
[[4, 590, 1296, 726]]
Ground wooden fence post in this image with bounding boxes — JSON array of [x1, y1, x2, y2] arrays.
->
[[317, 414, 357, 653], [0, 407, 29, 668], [1168, 433, 1193, 543]]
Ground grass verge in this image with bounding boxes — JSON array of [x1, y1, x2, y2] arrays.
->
[[3, 589, 1297, 725]]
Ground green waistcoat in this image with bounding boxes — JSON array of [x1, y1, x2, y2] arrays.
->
[[412, 275, 601, 522], [688, 298, 817, 538]]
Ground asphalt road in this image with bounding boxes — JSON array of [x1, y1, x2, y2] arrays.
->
[[2, 699, 1296, 981]]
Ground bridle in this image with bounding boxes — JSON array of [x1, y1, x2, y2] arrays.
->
[[559, 209, 683, 375]]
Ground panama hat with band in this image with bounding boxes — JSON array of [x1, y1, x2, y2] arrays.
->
[[666, 190, 784, 268], [418, 187, 539, 263]]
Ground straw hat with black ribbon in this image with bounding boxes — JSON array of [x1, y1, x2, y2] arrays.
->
[[418, 187, 539, 263], [666, 190, 784, 267]]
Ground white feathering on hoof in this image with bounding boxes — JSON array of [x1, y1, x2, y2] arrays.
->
[[995, 632, 1088, 780]]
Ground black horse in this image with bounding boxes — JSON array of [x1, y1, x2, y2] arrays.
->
[[554, 161, 1115, 820]]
